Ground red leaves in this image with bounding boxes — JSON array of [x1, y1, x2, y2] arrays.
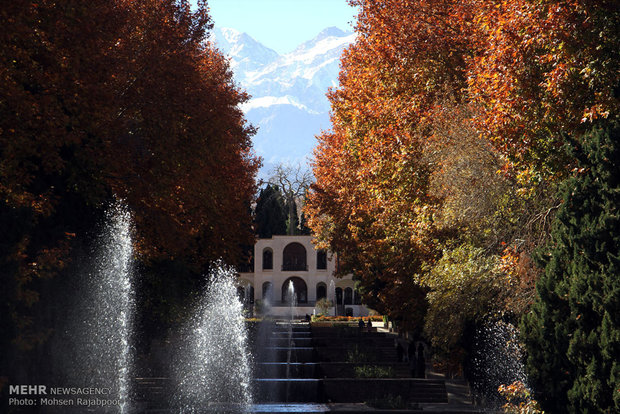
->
[[307, 0, 476, 323], [2, 0, 259, 337], [468, 0, 619, 177], [306, 0, 615, 326]]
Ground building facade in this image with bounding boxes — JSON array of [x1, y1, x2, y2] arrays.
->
[[238, 235, 369, 318]]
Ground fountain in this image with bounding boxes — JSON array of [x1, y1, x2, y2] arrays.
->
[[328, 280, 335, 316], [284, 281, 297, 401], [254, 281, 323, 409], [172, 264, 253, 413], [470, 320, 529, 406], [63, 201, 136, 413]]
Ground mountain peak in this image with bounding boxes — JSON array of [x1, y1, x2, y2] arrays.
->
[[211, 25, 355, 177], [290, 26, 354, 56], [315, 26, 348, 40]]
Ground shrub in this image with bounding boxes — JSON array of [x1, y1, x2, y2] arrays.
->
[[315, 297, 333, 316], [498, 381, 543, 414], [354, 365, 394, 378], [346, 344, 377, 363]]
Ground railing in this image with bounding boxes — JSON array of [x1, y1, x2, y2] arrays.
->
[[281, 264, 308, 271], [267, 301, 365, 308], [268, 300, 313, 307]]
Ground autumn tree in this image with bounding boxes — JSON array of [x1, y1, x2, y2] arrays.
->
[[1, 0, 259, 375], [423, 245, 507, 363], [305, 3, 619, 406], [307, 0, 477, 329], [469, 0, 620, 179]]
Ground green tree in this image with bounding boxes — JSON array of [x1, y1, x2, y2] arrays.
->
[[522, 119, 620, 413], [423, 244, 507, 359], [269, 163, 312, 235], [254, 184, 287, 238], [286, 197, 299, 236]]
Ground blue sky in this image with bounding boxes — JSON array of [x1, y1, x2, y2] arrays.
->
[[202, 0, 357, 54]]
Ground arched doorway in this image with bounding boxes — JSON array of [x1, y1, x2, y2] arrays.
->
[[237, 285, 254, 304], [344, 287, 353, 305], [262, 281, 273, 301], [316, 282, 327, 301], [282, 242, 307, 271], [281, 277, 308, 304], [335, 287, 343, 305]]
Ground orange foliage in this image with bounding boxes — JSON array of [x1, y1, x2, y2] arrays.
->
[[307, 0, 476, 327], [307, 0, 617, 326], [1, 0, 259, 265], [468, 0, 620, 177], [1, 0, 259, 348]]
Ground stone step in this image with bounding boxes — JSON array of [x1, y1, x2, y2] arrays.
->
[[270, 337, 314, 347], [254, 379, 323, 403], [258, 347, 316, 363], [311, 336, 396, 347], [256, 362, 320, 378], [314, 346, 400, 363], [322, 378, 448, 404], [133, 377, 169, 407]]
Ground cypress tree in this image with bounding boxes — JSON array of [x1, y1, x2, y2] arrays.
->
[[286, 197, 299, 235], [522, 119, 620, 413], [255, 184, 287, 238]]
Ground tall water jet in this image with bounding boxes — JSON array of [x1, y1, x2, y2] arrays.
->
[[285, 281, 297, 402], [328, 280, 335, 316], [173, 264, 253, 412], [255, 283, 276, 379], [471, 320, 529, 406], [66, 201, 136, 413]]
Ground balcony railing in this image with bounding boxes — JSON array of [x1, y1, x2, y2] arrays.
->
[[281, 264, 308, 271], [266, 301, 364, 308]]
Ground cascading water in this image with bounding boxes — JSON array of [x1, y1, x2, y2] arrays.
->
[[173, 264, 253, 413], [285, 281, 297, 401], [471, 320, 529, 406], [65, 201, 135, 413]]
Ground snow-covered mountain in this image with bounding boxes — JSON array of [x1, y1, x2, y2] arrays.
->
[[212, 26, 355, 175]]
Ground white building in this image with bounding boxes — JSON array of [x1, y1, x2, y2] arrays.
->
[[238, 235, 369, 318]]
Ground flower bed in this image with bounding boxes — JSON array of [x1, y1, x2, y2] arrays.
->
[[311, 315, 383, 322]]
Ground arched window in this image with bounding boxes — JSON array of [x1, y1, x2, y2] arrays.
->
[[316, 282, 327, 300], [262, 281, 273, 301], [354, 289, 362, 305], [317, 250, 327, 270], [335, 287, 343, 305], [262, 248, 273, 270], [282, 242, 307, 271], [344, 287, 353, 305], [281, 277, 308, 304]]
